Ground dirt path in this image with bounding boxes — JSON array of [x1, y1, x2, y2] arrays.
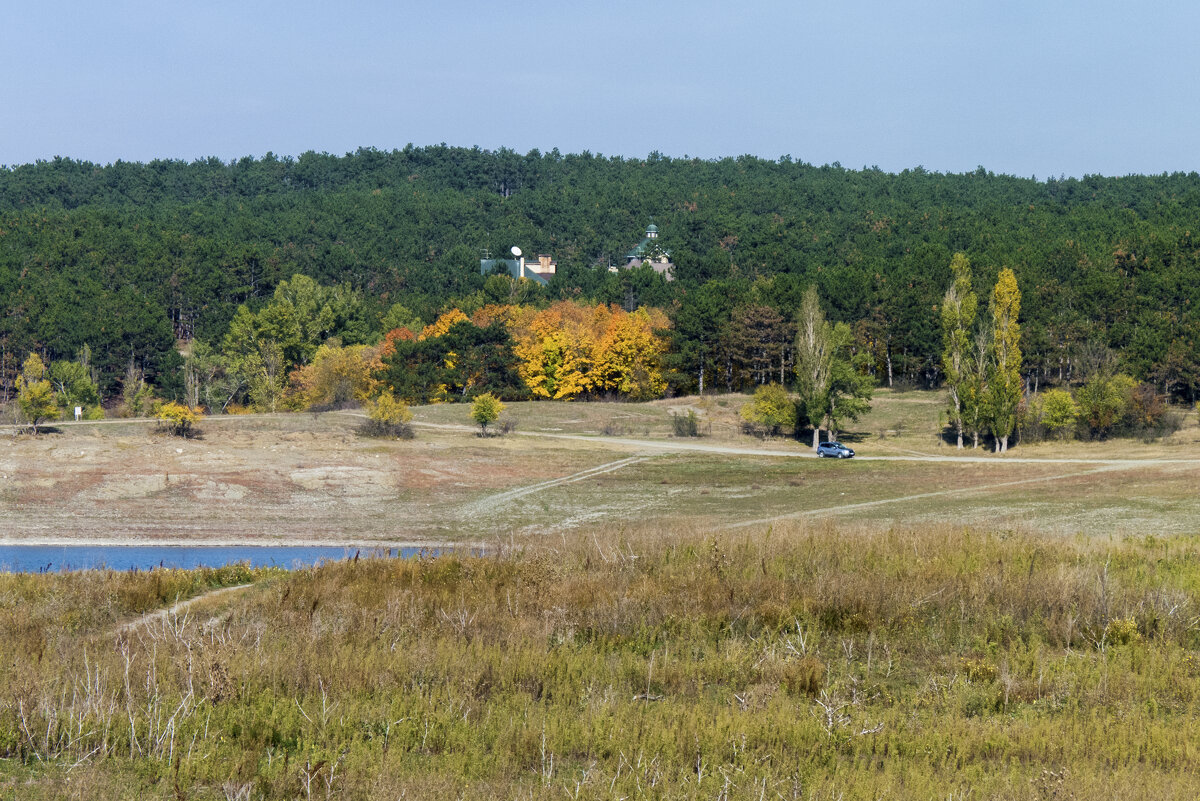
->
[[410, 420, 1200, 467], [458, 456, 648, 517], [114, 583, 255, 634], [12, 413, 1199, 467]]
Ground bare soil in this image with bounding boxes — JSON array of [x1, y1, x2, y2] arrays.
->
[[3, 395, 1199, 546]]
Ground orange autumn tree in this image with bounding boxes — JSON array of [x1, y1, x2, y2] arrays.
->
[[377, 325, 417, 361]]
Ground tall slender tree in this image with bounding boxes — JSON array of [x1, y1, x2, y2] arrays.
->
[[985, 269, 1022, 452], [941, 253, 978, 448], [965, 325, 991, 448], [794, 286, 832, 449]]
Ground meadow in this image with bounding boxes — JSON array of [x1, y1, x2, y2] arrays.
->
[[2, 391, 1200, 798], [4, 523, 1200, 799]]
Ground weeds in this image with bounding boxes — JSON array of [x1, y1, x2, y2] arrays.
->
[[4, 525, 1200, 798]]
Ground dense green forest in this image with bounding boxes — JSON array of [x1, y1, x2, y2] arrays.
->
[[3, 146, 1200, 402]]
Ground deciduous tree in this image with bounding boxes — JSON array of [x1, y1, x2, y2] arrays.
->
[[941, 253, 977, 448], [985, 269, 1022, 452], [471, 392, 505, 435], [16, 353, 60, 435], [794, 286, 832, 449], [739, 383, 797, 437]]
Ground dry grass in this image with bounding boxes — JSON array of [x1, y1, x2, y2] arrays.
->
[[4, 396, 1200, 545], [5, 521, 1200, 798]]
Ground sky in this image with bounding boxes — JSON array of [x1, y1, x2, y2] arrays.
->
[[3, 0, 1199, 178]]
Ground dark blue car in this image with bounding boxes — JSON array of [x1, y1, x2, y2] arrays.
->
[[816, 442, 855, 459]]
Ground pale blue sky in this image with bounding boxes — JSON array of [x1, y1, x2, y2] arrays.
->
[[3, 0, 1198, 177]]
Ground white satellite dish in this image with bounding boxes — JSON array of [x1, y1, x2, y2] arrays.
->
[[511, 246, 522, 257]]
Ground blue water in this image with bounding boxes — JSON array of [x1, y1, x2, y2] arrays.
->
[[0, 545, 433, 573]]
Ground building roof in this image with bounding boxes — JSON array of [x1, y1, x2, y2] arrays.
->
[[480, 258, 549, 286], [625, 221, 667, 261]]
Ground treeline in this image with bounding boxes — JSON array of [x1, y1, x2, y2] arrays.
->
[[41, 273, 668, 418], [3, 146, 1200, 403]]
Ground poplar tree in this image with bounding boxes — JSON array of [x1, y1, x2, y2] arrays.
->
[[985, 269, 1022, 452], [794, 286, 832, 449], [965, 325, 991, 448], [941, 253, 977, 449]]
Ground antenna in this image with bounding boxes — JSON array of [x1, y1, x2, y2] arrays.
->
[[511, 246, 522, 258]]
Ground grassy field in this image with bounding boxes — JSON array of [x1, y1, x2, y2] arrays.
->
[[3, 391, 1200, 798], [5, 522, 1200, 798]]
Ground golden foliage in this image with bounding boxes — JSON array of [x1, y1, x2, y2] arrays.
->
[[289, 344, 382, 408], [508, 302, 669, 401], [419, 309, 470, 340], [154, 401, 204, 437]]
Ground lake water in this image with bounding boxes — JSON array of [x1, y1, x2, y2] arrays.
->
[[0, 545, 434, 573]]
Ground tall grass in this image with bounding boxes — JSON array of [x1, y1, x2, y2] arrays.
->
[[3, 524, 1200, 798]]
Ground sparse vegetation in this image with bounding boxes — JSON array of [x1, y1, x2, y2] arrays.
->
[[671, 409, 702, 437]]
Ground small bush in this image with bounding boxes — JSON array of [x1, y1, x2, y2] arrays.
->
[[671, 410, 701, 437], [471, 392, 505, 435], [1104, 617, 1141, 646], [1040, 388, 1079, 439], [600, 420, 625, 436], [154, 401, 204, 438], [358, 393, 414, 439]]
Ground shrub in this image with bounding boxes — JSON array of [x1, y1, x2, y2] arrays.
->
[[739, 384, 796, 437], [671, 410, 701, 437], [119, 362, 156, 418], [154, 401, 204, 438], [471, 392, 506, 435], [358, 393, 414, 439], [1040, 388, 1079, 439], [1076, 373, 1136, 439], [1016, 395, 1044, 443]]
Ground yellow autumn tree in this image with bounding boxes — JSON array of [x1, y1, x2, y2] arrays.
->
[[592, 306, 669, 400], [289, 343, 382, 408], [985, 268, 1022, 452], [419, 309, 470, 341], [513, 302, 598, 400]]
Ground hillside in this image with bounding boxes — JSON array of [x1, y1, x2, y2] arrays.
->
[[3, 148, 1200, 400]]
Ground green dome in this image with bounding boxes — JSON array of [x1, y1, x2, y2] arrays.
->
[[646, 223, 658, 233]]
